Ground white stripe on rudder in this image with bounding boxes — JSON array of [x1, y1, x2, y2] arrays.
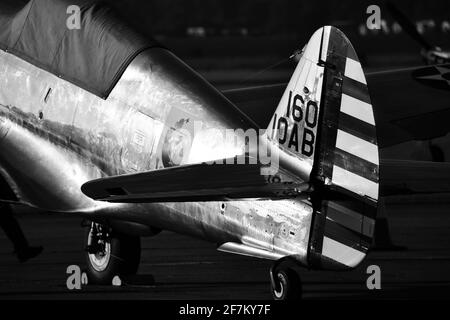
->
[[340, 94, 375, 125], [322, 236, 366, 268], [336, 130, 379, 165], [345, 57, 367, 84], [332, 165, 379, 200]]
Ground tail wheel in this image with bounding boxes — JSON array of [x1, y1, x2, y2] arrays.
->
[[84, 222, 141, 285], [271, 267, 302, 300]]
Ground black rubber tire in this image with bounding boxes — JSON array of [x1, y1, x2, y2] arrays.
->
[[271, 268, 302, 300], [85, 226, 141, 285]]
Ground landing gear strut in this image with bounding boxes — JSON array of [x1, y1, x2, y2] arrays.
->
[[84, 222, 141, 285], [270, 260, 302, 300]]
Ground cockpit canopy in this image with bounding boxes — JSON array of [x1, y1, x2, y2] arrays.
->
[[0, 0, 159, 98]]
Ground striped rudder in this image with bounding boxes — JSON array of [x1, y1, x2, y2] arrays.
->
[[307, 26, 379, 270]]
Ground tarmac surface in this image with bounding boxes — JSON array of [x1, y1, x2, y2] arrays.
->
[[0, 196, 449, 300]]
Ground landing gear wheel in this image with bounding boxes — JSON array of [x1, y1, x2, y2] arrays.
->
[[271, 267, 302, 300], [84, 222, 141, 285]]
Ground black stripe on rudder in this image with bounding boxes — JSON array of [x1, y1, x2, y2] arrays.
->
[[342, 77, 371, 104], [321, 189, 378, 219], [338, 112, 377, 144], [346, 47, 359, 62], [329, 199, 377, 220], [324, 217, 372, 251], [334, 148, 379, 183], [326, 201, 363, 235], [326, 201, 375, 238]]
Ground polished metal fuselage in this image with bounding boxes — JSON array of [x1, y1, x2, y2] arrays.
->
[[0, 47, 313, 264]]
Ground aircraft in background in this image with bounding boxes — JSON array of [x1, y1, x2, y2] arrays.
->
[[386, 1, 450, 65], [1, 0, 450, 300]]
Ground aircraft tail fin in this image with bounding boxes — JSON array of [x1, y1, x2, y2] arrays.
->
[[268, 26, 380, 269], [82, 26, 380, 271]]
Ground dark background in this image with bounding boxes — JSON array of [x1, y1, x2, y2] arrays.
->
[[103, 1, 450, 62], [95, 0, 450, 92], [8, 0, 449, 85]]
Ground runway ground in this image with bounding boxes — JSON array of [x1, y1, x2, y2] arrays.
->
[[0, 195, 449, 300]]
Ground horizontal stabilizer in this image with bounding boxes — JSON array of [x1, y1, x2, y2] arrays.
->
[[81, 158, 309, 203]]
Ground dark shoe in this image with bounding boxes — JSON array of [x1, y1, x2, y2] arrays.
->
[[17, 246, 43, 263]]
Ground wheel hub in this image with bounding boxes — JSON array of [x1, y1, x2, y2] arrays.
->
[[87, 223, 112, 272], [273, 272, 286, 299]]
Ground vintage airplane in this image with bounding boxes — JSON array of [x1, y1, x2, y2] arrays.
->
[[1, 0, 450, 300]]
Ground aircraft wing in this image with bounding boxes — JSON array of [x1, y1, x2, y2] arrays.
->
[[368, 65, 450, 148], [81, 158, 309, 203], [81, 158, 450, 204], [223, 64, 450, 148]]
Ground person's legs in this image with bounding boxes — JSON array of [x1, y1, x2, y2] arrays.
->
[[0, 204, 43, 262], [0, 203, 29, 251]]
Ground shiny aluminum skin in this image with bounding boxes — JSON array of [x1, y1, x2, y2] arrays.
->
[[0, 47, 313, 265]]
